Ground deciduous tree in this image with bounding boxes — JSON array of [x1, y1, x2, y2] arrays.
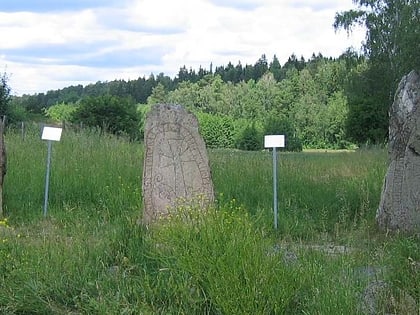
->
[[72, 95, 140, 139], [334, 0, 420, 144]]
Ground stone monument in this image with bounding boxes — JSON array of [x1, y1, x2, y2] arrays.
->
[[142, 104, 214, 224], [376, 70, 420, 233]]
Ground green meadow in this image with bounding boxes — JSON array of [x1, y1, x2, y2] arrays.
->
[[0, 127, 419, 314]]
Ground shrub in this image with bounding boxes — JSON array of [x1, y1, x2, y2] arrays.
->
[[236, 122, 262, 151], [196, 112, 235, 148], [43, 102, 78, 123], [264, 115, 302, 151], [72, 95, 140, 139]]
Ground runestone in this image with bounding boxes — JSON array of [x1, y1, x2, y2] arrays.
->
[[142, 104, 214, 224]]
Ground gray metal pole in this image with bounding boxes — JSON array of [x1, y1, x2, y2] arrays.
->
[[43, 140, 52, 217], [273, 147, 278, 229]]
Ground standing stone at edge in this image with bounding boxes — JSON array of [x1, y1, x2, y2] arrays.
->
[[377, 70, 420, 233], [142, 104, 214, 224]]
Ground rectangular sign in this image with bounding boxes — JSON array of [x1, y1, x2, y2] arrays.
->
[[41, 126, 63, 141], [264, 135, 285, 148]]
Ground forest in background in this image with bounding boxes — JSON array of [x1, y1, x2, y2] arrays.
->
[[6, 52, 367, 150], [2, 0, 420, 150]]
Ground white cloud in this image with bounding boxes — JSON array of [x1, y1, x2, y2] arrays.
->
[[0, 0, 365, 95]]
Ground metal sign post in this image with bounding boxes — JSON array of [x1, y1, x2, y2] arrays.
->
[[264, 135, 285, 229], [41, 126, 62, 217]]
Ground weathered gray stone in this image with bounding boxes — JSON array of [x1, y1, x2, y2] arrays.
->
[[142, 104, 214, 224], [359, 280, 418, 315], [377, 70, 420, 233]]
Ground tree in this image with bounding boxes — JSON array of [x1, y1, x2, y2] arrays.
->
[[147, 83, 168, 105], [344, 61, 389, 144], [0, 73, 9, 218], [269, 55, 282, 81], [0, 73, 11, 117], [291, 68, 324, 147], [196, 112, 235, 148], [236, 122, 262, 151], [167, 81, 202, 111], [72, 95, 140, 139], [253, 54, 269, 80], [334, 0, 420, 144], [334, 0, 420, 86], [264, 115, 302, 151], [322, 91, 349, 148], [44, 102, 78, 123]]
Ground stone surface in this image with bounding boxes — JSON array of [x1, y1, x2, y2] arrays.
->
[[377, 70, 420, 233], [142, 104, 214, 224], [359, 280, 418, 315]]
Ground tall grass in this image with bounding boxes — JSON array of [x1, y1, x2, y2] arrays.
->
[[0, 128, 418, 314], [210, 148, 387, 240], [5, 125, 142, 222]]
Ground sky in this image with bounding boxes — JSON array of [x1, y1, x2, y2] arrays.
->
[[0, 0, 365, 96]]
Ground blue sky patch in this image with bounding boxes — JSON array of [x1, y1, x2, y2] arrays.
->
[[0, 0, 122, 12]]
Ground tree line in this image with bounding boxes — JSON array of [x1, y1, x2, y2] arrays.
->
[[10, 53, 304, 113], [8, 52, 360, 150], [2, 0, 419, 150]]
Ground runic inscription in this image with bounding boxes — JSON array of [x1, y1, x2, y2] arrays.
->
[[142, 104, 214, 224], [377, 70, 420, 233]]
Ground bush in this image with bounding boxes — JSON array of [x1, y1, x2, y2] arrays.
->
[[264, 116, 302, 151], [72, 95, 140, 139], [44, 102, 78, 123], [196, 112, 235, 148], [236, 122, 262, 151]]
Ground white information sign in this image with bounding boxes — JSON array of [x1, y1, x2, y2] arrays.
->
[[41, 126, 62, 217], [42, 126, 62, 141], [264, 135, 285, 148], [264, 134, 286, 229]]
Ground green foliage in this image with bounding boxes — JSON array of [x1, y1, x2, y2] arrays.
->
[[11, 53, 376, 149], [72, 94, 141, 139], [264, 115, 302, 151], [0, 72, 11, 118], [210, 147, 387, 236], [196, 112, 235, 148], [386, 236, 420, 300], [1, 130, 418, 314], [151, 201, 304, 314], [334, 0, 420, 83], [236, 122, 262, 151], [322, 91, 350, 149], [334, 0, 420, 144], [6, 98, 28, 125], [147, 82, 168, 105], [137, 103, 151, 140], [344, 62, 389, 144], [0, 73, 29, 125], [44, 102, 78, 123]]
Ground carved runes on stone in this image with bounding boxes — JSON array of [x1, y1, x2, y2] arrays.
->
[[142, 104, 214, 224], [376, 70, 420, 233]]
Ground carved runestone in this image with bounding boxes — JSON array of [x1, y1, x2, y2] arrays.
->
[[142, 104, 214, 224], [376, 70, 420, 234]]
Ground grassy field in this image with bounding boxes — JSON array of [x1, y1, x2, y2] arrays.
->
[[0, 127, 419, 314]]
